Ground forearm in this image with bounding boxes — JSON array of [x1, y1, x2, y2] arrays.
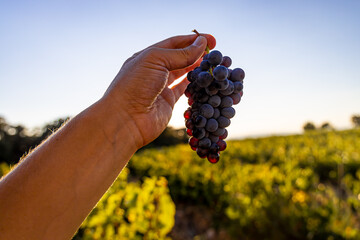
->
[[0, 97, 139, 240]]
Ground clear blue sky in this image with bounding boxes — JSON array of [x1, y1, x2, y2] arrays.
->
[[1, 0, 359, 139]]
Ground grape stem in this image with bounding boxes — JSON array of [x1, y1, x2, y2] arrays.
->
[[192, 29, 210, 54], [192, 29, 212, 76]]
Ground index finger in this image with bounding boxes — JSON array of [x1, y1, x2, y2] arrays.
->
[[151, 33, 216, 50], [123, 33, 216, 66]]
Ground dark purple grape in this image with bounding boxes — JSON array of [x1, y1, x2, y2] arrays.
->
[[184, 108, 192, 119], [195, 90, 209, 103], [219, 129, 228, 140], [196, 147, 209, 158], [184, 88, 191, 98], [205, 118, 218, 132], [199, 104, 214, 119], [192, 82, 202, 91], [220, 80, 234, 96], [195, 115, 207, 128], [197, 94, 209, 103], [191, 111, 200, 121], [185, 119, 194, 130], [205, 86, 218, 96], [220, 96, 233, 108], [221, 107, 236, 118], [200, 60, 211, 71], [208, 50, 223, 66], [207, 153, 220, 163], [186, 128, 192, 136], [203, 53, 209, 60], [196, 71, 213, 88], [208, 134, 219, 143], [187, 70, 194, 82], [209, 143, 220, 153], [191, 91, 199, 100], [188, 96, 194, 106], [233, 82, 243, 93], [208, 95, 221, 107], [191, 67, 202, 81], [193, 128, 206, 139], [214, 79, 229, 90], [189, 137, 199, 150], [213, 65, 228, 81], [191, 101, 202, 111], [198, 137, 211, 148], [217, 116, 231, 128], [229, 68, 245, 82], [213, 108, 220, 119], [217, 140, 227, 151], [212, 127, 225, 137], [185, 83, 195, 96], [205, 83, 218, 96], [221, 56, 232, 68], [230, 93, 241, 105]]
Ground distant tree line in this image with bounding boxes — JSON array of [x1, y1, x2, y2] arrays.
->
[[303, 114, 360, 132], [0, 116, 187, 166], [0, 117, 69, 165], [303, 122, 333, 131]]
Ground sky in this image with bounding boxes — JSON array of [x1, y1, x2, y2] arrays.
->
[[0, 0, 359, 139]]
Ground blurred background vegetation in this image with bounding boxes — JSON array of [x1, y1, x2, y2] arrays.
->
[[1, 115, 360, 239]]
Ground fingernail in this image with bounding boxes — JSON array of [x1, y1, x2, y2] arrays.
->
[[193, 36, 206, 47]]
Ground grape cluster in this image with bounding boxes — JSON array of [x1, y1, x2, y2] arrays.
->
[[184, 50, 245, 163]]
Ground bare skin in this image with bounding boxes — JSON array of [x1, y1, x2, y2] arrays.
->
[[0, 33, 216, 240]]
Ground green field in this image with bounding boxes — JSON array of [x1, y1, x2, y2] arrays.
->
[[1, 129, 360, 239]]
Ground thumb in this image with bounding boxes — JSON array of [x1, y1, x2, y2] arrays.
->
[[155, 36, 207, 71]]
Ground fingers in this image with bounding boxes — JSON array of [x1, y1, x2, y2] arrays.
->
[[151, 33, 216, 50], [126, 33, 216, 68], [171, 77, 190, 103], [148, 35, 207, 71]]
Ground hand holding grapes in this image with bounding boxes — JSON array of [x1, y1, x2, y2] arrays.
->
[[0, 33, 218, 240], [103, 34, 216, 148]]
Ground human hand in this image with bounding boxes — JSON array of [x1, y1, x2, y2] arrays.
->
[[103, 33, 216, 148]]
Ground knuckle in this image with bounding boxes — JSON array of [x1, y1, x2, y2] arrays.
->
[[179, 48, 192, 66], [142, 47, 160, 59], [179, 48, 190, 59]]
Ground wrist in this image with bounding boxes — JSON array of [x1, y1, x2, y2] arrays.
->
[[94, 95, 144, 153]]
